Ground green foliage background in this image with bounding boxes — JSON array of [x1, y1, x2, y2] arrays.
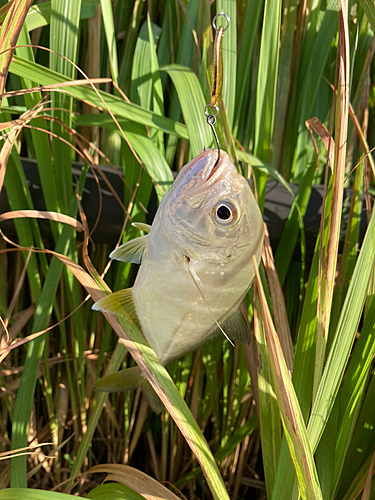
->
[[0, 0, 374, 499]]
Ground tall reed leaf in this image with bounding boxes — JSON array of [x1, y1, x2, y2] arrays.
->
[[0, 0, 32, 101], [99, 0, 119, 83], [314, 1, 350, 398], [9, 56, 188, 138], [254, 0, 281, 165], [254, 259, 323, 500], [0, 489, 85, 500], [10, 178, 87, 487], [307, 195, 375, 453], [161, 64, 211, 156]]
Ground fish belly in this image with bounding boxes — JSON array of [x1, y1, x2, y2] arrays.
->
[[132, 245, 251, 365]]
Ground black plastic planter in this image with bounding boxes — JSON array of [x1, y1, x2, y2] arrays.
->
[[0, 158, 369, 264]]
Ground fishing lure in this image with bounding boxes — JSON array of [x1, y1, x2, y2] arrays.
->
[[205, 12, 230, 163], [210, 12, 229, 108]]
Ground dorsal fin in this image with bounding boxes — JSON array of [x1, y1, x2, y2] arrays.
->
[[110, 235, 148, 264], [92, 288, 141, 330], [132, 222, 151, 234]]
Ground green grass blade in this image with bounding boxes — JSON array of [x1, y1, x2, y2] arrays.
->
[[99, 0, 119, 83], [147, 14, 165, 153], [122, 130, 174, 201], [25, 0, 96, 31], [254, 0, 281, 164], [290, 0, 339, 180], [274, 162, 315, 286], [130, 20, 161, 108], [336, 372, 375, 499], [68, 342, 127, 486], [255, 264, 323, 500], [4, 152, 43, 301], [359, 0, 375, 32], [9, 56, 188, 138], [315, 402, 339, 499], [271, 0, 297, 172], [235, 149, 297, 198], [87, 482, 145, 500], [0, 490, 85, 500], [165, 0, 199, 163], [254, 297, 282, 499], [10, 175, 87, 487], [49, 0, 81, 210], [161, 64, 211, 156], [234, 0, 263, 139], [16, 25, 60, 220], [50, 0, 81, 79], [331, 296, 375, 493], [307, 206, 375, 452]]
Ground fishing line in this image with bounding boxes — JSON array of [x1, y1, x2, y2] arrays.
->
[[204, 11, 230, 166], [184, 256, 235, 347]]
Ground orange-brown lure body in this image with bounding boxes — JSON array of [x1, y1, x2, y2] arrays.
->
[[210, 26, 224, 108]]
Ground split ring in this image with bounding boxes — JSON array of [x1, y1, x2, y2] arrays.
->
[[212, 12, 230, 32], [204, 103, 219, 118]]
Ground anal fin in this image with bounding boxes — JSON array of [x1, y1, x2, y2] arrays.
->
[[92, 287, 140, 330], [96, 366, 142, 392], [96, 366, 163, 414]]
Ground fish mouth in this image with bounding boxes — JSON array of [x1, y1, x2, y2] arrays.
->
[[206, 149, 222, 180], [172, 149, 236, 213], [181, 148, 229, 186]]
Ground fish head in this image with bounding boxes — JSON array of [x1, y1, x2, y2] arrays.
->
[[159, 149, 264, 265]]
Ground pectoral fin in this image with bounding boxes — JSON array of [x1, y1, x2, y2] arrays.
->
[[92, 288, 140, 330], [214, 309, 251, 344], [132, 222, 151, 234], [109, 235, 148, 264], [96, 366, 163, 414]]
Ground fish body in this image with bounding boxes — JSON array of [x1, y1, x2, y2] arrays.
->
[[93, 149, 264, 407], [132, 149, 263, 363]]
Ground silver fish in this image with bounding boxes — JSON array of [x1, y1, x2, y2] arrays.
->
[[93, 149, 264, 409]]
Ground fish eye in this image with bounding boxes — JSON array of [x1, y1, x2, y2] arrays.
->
[[212, 201, 239, 226]]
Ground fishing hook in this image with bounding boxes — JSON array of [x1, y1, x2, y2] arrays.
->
[[204, 103, 220, 166]]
